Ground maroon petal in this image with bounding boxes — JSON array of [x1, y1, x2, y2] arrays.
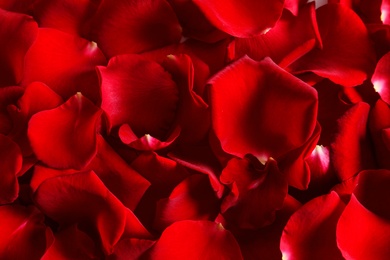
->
[[0, 134, 22, 203], [0, 9, 38, 87], [28, 93, 102, 170], [336, 170, 390, 259], [107, 238, 155, 260], [0, 205, 49, 260], [233, 3, 321, 67], [0, 0, 35, 13], [193, 0, 284, 38], [90, 0, 182, 58], [220, 157, 288, 229], [0, 86, 24, 135], [372, 51, 390, 105], [148, 220, 243, 259], [280, 192, 345, 260], [288, 3, 376, 87], [22, 28, 106, 103], [210, 56, 318, 161], [99, 54, 179, 140]]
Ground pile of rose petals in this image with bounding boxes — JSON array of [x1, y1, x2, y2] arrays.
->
[[1, 0, 390, 259]]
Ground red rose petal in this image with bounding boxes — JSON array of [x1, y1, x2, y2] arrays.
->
[[28, 93, 102, 170], [0, 134, 22, 203], [107, 238, 155, 260], [0, 205, 49, 260], [22, 28, 106, 103], [193, 0, 284, 38], [0, 0, 35, 13], [210, 56, 318, 161], [220, 157, 288, 229], [98, 54, 179, 140], [336, 170, 390, 260], [382, 0, 390, 24], [233, 3, 321, 68], [0, 86, 24, 135], [372, 51, 390, 105], [148, 220, 243, 259], [284, 0, 308, 16], [288, 3, 376, 87], [34, 170, 150, 254], [30, 164, 78, 192], [280, 192, 345, 260], [90, 0, 182, 58], [0, 9, 38, 87]]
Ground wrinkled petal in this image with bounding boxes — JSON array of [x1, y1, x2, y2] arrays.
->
[[22, 28, 106, 103], [0, 9, 38, 87], [28, 93, 102, 170], [288, 3, 376, 87], [90, 0, 182, 58], [280, 192, 345, 260], [193, 0, 284, 38], [147, 220, 243, 259], [210, 56, 318, 161], [0, 134, 22, 203]]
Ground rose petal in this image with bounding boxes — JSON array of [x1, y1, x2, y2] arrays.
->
[[372, 51, 390, 105], [28, 93, 102, 170], [280, 192, 345, 260], [0, 86, 24, 135], [107, 238, 155, 260], [90, 0, 182, 58], [148, 220, 243, 259], [288, 3, 376, 87], [0, 9, 38, 87], [0, 134, 22, 203], [210, 56, 318, 161], [0, 205, 49, 260], [193, 0, 284, 38], [0, 0, 35, 13], [98, 54, 179, 140], [22, 28, 106, 103]]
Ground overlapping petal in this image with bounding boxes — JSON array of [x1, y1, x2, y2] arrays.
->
[[372, 52, 390, 105]]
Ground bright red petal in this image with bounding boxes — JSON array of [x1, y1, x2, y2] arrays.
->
[[193, 0, 284, 38], [372, 51, 390, 105], [28, 93, 102, 170]]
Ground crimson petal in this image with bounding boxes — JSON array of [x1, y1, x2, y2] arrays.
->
[[28, 93, 102, 170], [372, 51, 390, 105], [193, 0, 284, 38]]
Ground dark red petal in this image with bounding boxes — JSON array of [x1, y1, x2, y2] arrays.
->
[[234, 3, 321, 67], [88, 135, 151, 211], [193, 0, 284, 38], [30, 165, 79, 192], [22, 28, 106, 103], [372, 51, 390, 105], [210, 56, 318, 160], [288, 3, 376, 87], [0, 0, 35, 13], [154, 174, 220, 231], [284, 0, 308, 16], [0, 205, 49, 260], [32, 0, 100, 37], [107, 238, 155, 260], [41, 225, 103, 260], [0, 9, 38, 87], [34, 170, 149, 254], [148, 220, 243, 259], [99, 54, 179, 140], [280, 192, 345, 260], [220, 157, 288, 229], [0, 86, 24, 135], [28, 93, 102, 170], [337, 170, 390, 259], [331, 102, 375, 181], [0, 134, 22, 203], [90, 0, 182, 58]]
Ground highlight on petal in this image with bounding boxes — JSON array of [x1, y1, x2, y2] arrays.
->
[[0, 205, 49, 260], [210, 56, 318, 160], [22, 28, 106, 103], [280, 192, 345, 260], [0, 134, 22, 204], [28, 93, 102, 170], [99, 54, 179, 140], [193, 0, 284, 38], [147, 220, 243, 259], [90, 0, 182, 58], [288, 3, 376, 87], [382, 0, 390, 24], [0, 8, 38, 87], [372, 51, 390, 105], [336, 170, 390, 260]]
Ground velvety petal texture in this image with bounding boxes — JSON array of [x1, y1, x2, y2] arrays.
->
[[28, 93, 102, 170], [210, 56, 318, 161], [90, 0, 182, 58], [148, 220, 243, 259], [193, 0, 284, 38]]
